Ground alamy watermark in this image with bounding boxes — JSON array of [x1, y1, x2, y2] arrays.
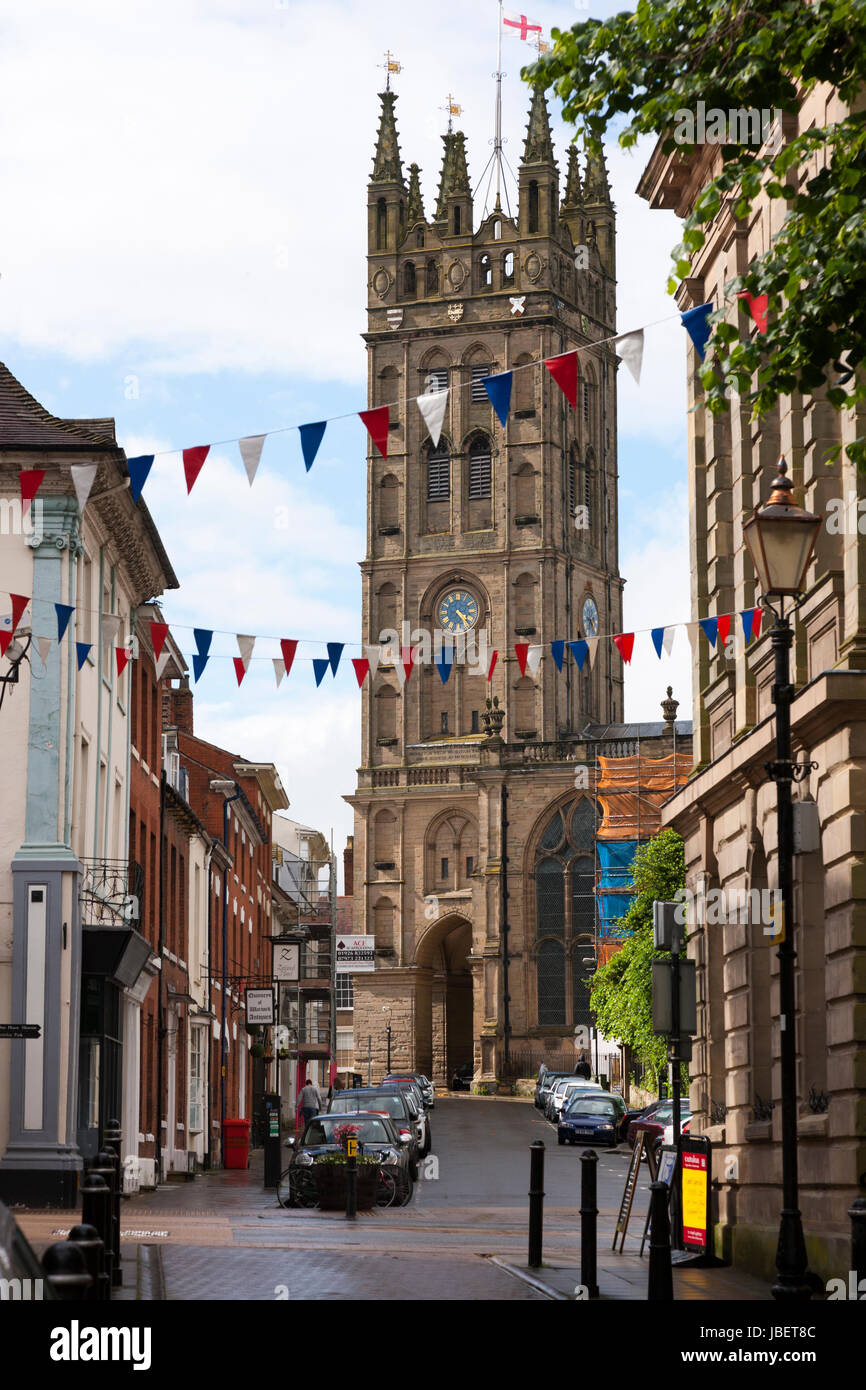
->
[[673, 101, 782, 149], [0, 496, 43, 546], [674, 884, 783, 932]]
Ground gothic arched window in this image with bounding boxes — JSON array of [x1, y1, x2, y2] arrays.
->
[[403, 262, 416, 298], [534, 799, 598, 1030], [528, 181, 539, 234], [426, 259, 439, 296], [426, 442, 450, 501], [502, 251, 515, 287], [376, 198, 387, 250]]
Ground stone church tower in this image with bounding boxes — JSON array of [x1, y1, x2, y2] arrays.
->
[[345, 87, 626, 1086]]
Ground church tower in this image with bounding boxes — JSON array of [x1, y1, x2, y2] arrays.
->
[[346, 85, 623, 1085]]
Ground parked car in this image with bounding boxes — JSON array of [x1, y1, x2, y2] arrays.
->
[[655, 1116, 692, 1162], [450, 1062, 473, 1091], [328, 1088, 421, 1177], [559, 1088, 628, 1142], [558, 1095, 624, 1148], [384, 1072, 435, 1108], [546, 1078, 604, 1122], [536, 1070, 573, 1111], [627, 1099, 691, 1150], [373, 1080, 431, 1155], [284, 1111, 413, 1204]]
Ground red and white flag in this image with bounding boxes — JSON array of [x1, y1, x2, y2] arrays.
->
[[503, 10, 543, 42]]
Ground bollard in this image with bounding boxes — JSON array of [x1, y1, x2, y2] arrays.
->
[[96, 1146, 123, 1289], [346, 1148, 357, 1221], [67, 1223, 105, 1303], [579, 1149, 600, 1299], [89, 1153, 118, 1294], [42, 1242, 93, 1301], [80, 1172, 111, 1300], [850, 1197, 866, 1284], [104, 1117, 123, 1169], [647, 1180, 674, 1301], [528, 1139, 545, 1269]]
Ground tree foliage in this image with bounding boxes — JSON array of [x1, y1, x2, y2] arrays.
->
[[528, 0, 866, 466], [589, 829, 686, 1089]]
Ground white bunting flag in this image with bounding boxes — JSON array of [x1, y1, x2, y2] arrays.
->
[[364, 644, 382, 679], [37, 636, 53, 666], [273, 658, 286, 688], [154, 649, 172, 682], [685, 621, 702, 652], [663, 626, 676, 657], [394, 658, 407, 687], [237, 634, 256, 669], [239, 435, 266, 486], [615, 330, 644, 386], [587, 636, 600, 670], [416, 389, 449, 448], [526, 643, 543, 677], [71, 463, 99, 513], [101, 613, 122, 651]]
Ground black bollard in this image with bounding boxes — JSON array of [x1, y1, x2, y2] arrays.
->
[[346, 1149, 357, 1221], [80, 1172, 111, 1300], [42, 1242, 92, 1301], [67, 1223, 104, 1303], [96, 1146, 123, 1289], [104, 1117, 123, 1168], [89, 1153, 118, 1293], [579, 1148, 600, 1299], [850, 1197, 866, 1284], [528, 1139, 545, 1269], [647, 1180, 674, 1301]]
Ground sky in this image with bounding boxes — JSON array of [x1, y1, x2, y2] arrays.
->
[[0, 0, 692, 882]]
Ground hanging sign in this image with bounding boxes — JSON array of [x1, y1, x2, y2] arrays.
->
[[245, 987, 275, 1025], [272, 942, 300, 981]]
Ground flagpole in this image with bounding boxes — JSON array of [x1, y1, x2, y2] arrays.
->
[[495, 0, 503, 208]]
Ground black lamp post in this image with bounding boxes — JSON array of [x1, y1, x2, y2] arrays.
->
[[743, 458, 822, 1301]]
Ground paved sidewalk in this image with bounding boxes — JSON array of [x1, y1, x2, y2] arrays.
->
[[492, 1253, 770, 1300]]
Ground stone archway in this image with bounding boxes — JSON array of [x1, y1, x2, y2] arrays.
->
[[414, 914, 474, 1085]]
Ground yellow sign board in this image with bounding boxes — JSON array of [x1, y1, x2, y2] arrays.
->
[[346, 1137, 358, 1158]]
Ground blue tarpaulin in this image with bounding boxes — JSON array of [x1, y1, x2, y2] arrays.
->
[[596, 840, 640, 937]]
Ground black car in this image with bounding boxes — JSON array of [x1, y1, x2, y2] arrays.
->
[[328, 1088, 422, 1177], [450, 1062, 473, 1091], [283, 1111, 413, 1205]]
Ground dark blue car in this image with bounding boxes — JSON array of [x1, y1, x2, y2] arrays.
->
[[558, 1094, 624, 1147]]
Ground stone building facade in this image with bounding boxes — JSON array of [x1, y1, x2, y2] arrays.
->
[[346, 89, 686, 1085], [639, 87, 866, 1281]]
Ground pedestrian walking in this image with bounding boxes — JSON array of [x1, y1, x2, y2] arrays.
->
[[574, 1053, 592, 1079], [298, 1077, 322, 1128]]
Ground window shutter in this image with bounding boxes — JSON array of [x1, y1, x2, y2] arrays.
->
[[468, 445, 491, 499], [427, 446, 450, 501]]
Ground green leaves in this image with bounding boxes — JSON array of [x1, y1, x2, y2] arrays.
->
[[533, 0, 866, 468]]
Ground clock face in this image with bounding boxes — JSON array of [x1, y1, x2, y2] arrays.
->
[[437, 589, 480, 634], [582, 597, 599, 638]]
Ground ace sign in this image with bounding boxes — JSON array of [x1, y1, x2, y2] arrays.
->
[[336, 936, 375, 973]]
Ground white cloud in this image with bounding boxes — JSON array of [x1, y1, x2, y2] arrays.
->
[[621, 480, 693, 724]]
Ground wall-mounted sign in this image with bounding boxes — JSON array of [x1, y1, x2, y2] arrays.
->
[[273, 942, 300, 981], [336, 936, 375, 973], [245, 988, 275, 1025]]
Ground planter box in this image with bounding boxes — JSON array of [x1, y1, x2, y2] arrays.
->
[[313, 1162, 379, 1211]]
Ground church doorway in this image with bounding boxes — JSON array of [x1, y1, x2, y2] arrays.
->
[[414, 915, 473, 1085]]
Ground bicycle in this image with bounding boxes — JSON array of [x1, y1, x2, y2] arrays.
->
[[277, 1164, 318, 1209]]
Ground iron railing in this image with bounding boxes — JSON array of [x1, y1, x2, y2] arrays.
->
[[80, 859, 143, 928]]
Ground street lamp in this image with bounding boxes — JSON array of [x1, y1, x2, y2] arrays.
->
[[743, 458, 821, 1302]]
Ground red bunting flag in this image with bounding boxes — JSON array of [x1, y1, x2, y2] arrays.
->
[[514, 642, 530, 676], [738, 291, 768, 334], [359, 407, 390, 460], [19, 470, 45, 516], [183, 445, 210, 493], [280, 639, 298, 676], [751, 607, 762, 639], [0, 631, 13, 658], [10, 594, 29, 633], [544, 351, 578, 408], [401, 645, 415, 683], [351, 657, 370, 687], [613, 632, 635, 664], [150, 621, 170, 660], [487, 650, 499, 681], [115, 647, 131, 677], [233, 656, 247, 686], [717, 614, 731, 648]]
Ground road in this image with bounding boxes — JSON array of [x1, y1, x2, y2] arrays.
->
[[21, 1098, 652, 1300]]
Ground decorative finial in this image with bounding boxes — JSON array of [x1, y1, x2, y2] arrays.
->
[[440, 93, 462, 134], [767, 455, 795, 506], [661, 686, 679, 726]]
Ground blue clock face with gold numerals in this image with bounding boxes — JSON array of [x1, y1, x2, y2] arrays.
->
[[582, 596, 599, 638], [438, 589, 480, 633]]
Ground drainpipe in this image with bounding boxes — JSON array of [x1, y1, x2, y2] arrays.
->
[[501, 783, 510, 1075], [157, 769, 166, 1183], [210, 781, 241, 1164]]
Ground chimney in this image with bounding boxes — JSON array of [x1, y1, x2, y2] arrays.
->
[[343, 836, 354, 896], [163, 677, 194, 735]]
